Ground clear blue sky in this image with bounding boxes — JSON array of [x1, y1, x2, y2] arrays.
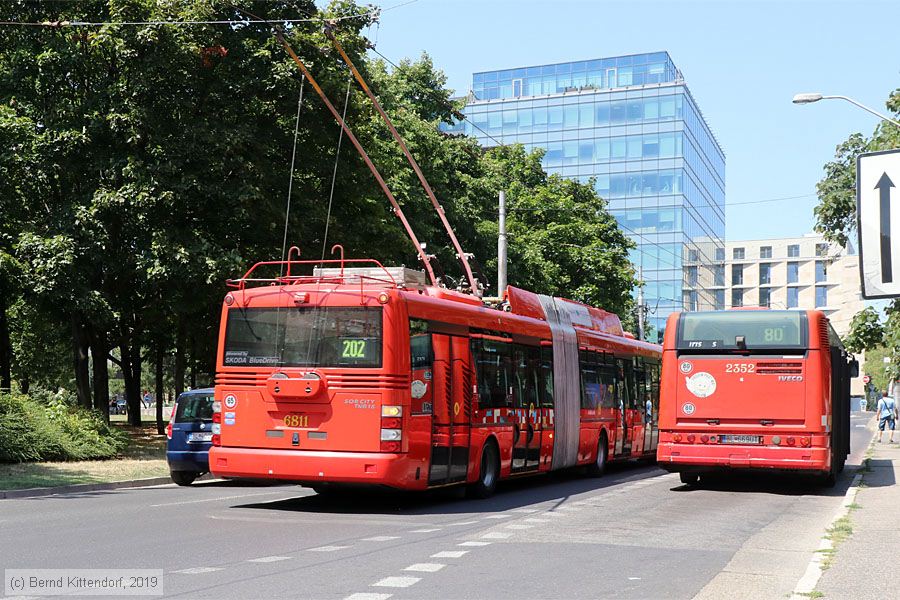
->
[[330, 0, 898, 242]]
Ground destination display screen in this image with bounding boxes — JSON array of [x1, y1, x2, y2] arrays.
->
[[224, 307, 382, 367], [677, 311, 807, 350]]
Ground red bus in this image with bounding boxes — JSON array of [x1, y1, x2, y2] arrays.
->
[[208, 258, 661, 497], [657, 309, 858, 487]]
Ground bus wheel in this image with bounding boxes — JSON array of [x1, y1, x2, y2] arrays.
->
[[586, 431, 609, 477], [468, 440, 500, 499], [679, 472, 699, 486], [821, 469, 837, 488]]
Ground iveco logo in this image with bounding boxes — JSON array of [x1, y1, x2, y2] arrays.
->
[[778, 375, 803, 382]]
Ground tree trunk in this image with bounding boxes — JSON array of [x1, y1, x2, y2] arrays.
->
[[174, 318, 186, 397], [155, 336, 165, 435], [0, 293, 12, 392], [189, 333, 197, 389], [72, 315, 92, 409], [91, 331, 110, 423], [120, 337, 142, 426]]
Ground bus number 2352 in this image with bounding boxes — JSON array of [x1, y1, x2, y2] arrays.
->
[[725, 363, 755, 373]]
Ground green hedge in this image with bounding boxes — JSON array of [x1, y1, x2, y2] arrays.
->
[[0, 391, 128, 463]]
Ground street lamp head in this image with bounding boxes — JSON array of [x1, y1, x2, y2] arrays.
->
[[793, 93, 824, 105]]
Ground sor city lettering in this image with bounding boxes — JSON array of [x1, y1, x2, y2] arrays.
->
[[343, 398, 376, 409]]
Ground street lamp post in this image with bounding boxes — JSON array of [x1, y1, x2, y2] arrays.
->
[[792, 92, 900, 129]]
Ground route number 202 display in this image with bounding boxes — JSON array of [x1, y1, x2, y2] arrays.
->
[[725, 363, 755, 373]]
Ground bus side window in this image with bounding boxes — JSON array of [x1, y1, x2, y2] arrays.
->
[[598, 365, 616, 409], [650, 362, 660, 425], [579, 350, 600, 410], [473, 339, 512, 409], [615, 358, 631, 411], [409, 320, 433, 414], [540, 345, 554, 408]]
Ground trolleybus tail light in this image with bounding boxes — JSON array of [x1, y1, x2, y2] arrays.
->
[[380, 429, 402, 442], [686, 434, 696, 443], [381, 405, 403, 417], [787, 436, 796, 446], [378, 292, 390, 304], [709, 435, 717, 444], [293, 292, 309, 304], [772, 436, 781, 445], [700, 435, 709, 443], [212, 434, 221, 447], [224, 294, 235, 306], [800, 437, 811, 447], [381, 417, 402, 429], [212, 400, 222, 413], [673, 433, 682, 443], [380, 441, 401, 452], [212, 411, 222, 424]]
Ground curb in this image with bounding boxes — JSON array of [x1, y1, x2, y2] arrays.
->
[[0, 473, 215, 500]]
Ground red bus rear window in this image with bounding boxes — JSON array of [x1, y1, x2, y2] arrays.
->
[[677, 311, 806, 350], [224, 307, 382, 367]]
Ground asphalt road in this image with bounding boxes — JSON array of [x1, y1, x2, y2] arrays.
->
[[1, 412, 874, 600]]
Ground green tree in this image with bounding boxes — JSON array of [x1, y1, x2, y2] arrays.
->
[[844, 306, 885, 354]]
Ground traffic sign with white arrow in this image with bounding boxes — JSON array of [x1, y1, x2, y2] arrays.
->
[[857, 148, 900, 298]]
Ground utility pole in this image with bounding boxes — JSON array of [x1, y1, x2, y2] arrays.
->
[[498, 190, 508, 297], [637, 266, 645, 341]]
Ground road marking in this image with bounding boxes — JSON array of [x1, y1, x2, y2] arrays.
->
[[307, 545, 350, 552], [459, 541, 492, 547], [171, 567, 223, 574], [483, 514, 511, 519], [481, 532, 512, 539], [524, 518, 549, 523], [790, 471, 864, 599], [150, 490, 291, 508], [505, 524, 534, 530], [511, 508, 538, 513], [372, 577, 421, 588], [628, 577, 641, 581], [855, 424, 867, 427], [362, 536, 400, 542], [544, 511, 567, 517], [431, 550, 468, 558], [410, 528, 442, 533], [344, 594, 392, 600], [247, 556, 292, 563], [404, 563, 446, 573], [449, 520, 479, 526]]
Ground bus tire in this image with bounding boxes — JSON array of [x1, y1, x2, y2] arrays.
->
[[468, 440, 500, 499], [679, 472, 699, 486], [821, 470, 837, 488], [586, 431, 609, 477], [170, 471, 197, 486]]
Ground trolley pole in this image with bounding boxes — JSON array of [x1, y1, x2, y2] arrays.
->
[[498, 190, 508, 297], [637, 266, 645, 341]]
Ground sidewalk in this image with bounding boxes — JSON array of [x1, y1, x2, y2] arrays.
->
[[815, 435, 900, 599]]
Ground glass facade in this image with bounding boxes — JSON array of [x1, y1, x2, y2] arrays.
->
[[445, 52, 726, 341]]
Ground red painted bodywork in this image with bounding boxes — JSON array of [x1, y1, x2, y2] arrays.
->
[[657, 310, 840, 476], [210, 273, 661, 490]]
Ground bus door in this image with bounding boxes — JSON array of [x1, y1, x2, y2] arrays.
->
[[613, 358, 632, 457], [511, 346, 542, 472], [643, 362, 660, 452], [428, 334, 471, 485]]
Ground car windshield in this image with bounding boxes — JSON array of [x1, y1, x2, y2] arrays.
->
[[174, 394, 214, 422], [677, 311, 807, 350]]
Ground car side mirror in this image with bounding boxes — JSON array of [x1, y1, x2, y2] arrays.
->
[[849, 360, 860, 378]]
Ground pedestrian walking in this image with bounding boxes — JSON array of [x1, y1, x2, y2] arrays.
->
[[876, 391, 897, 443]]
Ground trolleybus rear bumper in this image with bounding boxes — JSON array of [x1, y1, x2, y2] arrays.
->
[[656, 442, 830, 472], [209, 447, 423, 489]]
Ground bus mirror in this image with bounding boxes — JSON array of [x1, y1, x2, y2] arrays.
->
[[735, 335, 747, 350], [849, 360, 859, 378]]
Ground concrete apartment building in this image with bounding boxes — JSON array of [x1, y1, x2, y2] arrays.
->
[[710, 233, 864, 337]]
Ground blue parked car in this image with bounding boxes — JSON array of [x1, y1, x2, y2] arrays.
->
[[166, 388, 215, 486]]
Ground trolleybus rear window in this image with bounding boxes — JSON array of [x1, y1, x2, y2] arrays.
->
[[677, 311, 806, 350], [224, 307, 382, 367]]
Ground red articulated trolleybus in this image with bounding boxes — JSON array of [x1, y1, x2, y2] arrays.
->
[[208, 259, 661, 496], [657, 309, 858, 487]]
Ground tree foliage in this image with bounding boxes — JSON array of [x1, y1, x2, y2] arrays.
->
[[0, 0, 638, 422], [843, 307, 885, 354]]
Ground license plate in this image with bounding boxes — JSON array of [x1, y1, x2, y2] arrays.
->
[[719, 434, 761, 445], [187, 432, 213, 442], [283, 414, 310, 428]]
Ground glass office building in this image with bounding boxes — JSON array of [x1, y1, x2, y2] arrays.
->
[[444, 52, 725, 341]]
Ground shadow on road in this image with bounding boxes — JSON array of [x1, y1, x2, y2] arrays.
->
[[231, 460, 668, 516], [667, 467, 859, 497]]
